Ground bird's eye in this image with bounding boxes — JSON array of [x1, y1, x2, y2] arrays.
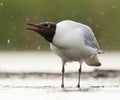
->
[[44, 23, 50, 28]]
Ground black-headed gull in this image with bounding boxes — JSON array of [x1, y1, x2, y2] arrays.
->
[[27, 20, 101, 88]]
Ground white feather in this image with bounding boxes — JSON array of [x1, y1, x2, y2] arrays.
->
[[50, 20, 101, 66]]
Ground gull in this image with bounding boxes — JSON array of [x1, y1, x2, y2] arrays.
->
[[27, 20, 101, 88]]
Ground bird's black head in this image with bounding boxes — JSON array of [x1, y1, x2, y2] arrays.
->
[[27, 22, 56, 42]]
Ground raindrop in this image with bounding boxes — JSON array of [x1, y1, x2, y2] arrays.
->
[[13, 26, 16, 30], [96, 24, 99, 28], [0, 2, 3, 6], [112, 5, 117, 8], [10, 15, 13, 18], [100, 12, 104, 16], [26, 18, 30, 21], [51, 5, 55, 9], [7, 39, 10, 44], [25, 45, 28, 49], [37, 46, 40, 50]]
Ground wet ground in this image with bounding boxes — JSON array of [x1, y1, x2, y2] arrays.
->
[[0, 70, 120, 100], [0, 51, 120, 100]]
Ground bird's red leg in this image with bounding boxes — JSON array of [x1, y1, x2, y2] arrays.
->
[[77, 63, 82, 88], [61, 63, 65, 88]]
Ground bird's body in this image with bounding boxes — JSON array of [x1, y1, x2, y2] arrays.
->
[[51, 20, 100, 66], [27, 20, 101, 88]]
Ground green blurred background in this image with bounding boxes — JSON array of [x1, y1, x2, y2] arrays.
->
[[0, 0, 119, 51]]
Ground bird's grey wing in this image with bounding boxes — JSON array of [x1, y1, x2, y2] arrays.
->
[[82, 26, 100, 50]]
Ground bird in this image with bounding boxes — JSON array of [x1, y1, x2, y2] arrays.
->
[[26, 20, 101, 88]]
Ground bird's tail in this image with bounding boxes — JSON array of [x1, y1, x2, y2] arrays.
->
[[85, 54, 101, 66]]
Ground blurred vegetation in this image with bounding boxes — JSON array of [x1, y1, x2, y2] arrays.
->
[[0, 0, 120, 51]]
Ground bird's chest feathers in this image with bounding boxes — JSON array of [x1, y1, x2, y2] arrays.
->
[[50, 44, 86, 61], [51, 25, 94, 61]]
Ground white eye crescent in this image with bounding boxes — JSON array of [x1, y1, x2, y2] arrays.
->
[[46, 23, 50, 28]]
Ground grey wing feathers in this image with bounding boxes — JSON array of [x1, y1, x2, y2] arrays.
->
[[83, 26, 100, 50]]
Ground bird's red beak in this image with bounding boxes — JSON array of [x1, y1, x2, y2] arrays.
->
[[26, 23, 41, 31]]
